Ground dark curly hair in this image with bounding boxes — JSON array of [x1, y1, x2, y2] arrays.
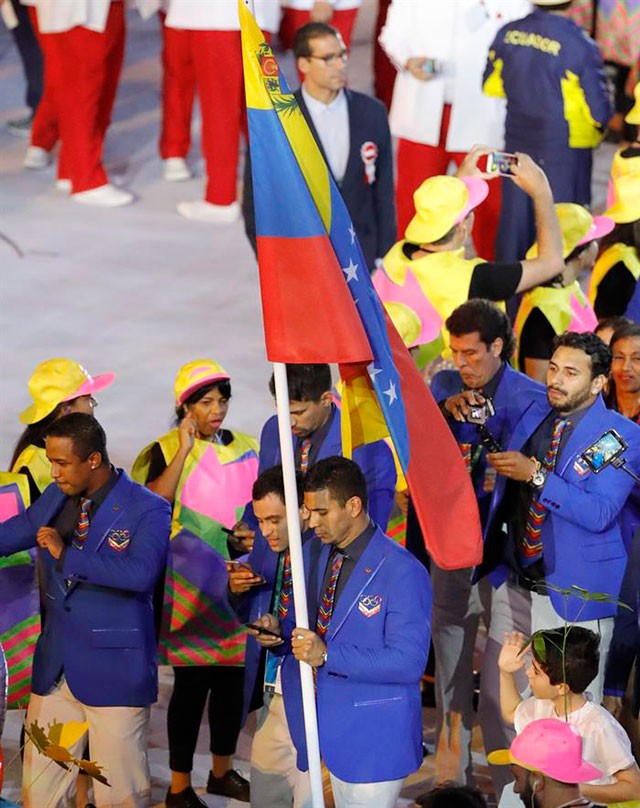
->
[[552, 331, 611, 378], [445, 299, 516, 362]]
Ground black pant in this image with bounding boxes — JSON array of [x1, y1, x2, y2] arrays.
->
[[9, 0, 43, 112], [167, 665, 245, 773]]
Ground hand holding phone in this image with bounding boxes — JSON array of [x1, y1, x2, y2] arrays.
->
[[486, 151, 518, 177], [226, 561, 265, 594], [245, 614, 283, 647]]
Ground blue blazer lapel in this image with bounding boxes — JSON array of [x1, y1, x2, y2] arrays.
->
[[328, 530, 387, 641], [507, 399, 550, 452], [342, 89, 358, 186], [557, 397, 607, 476], [317, 407, 342, 461]]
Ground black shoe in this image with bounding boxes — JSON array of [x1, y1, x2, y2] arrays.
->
[[206, 769, 250, 802], [165, 786, 207, 808], [6, 113, 34, 137]]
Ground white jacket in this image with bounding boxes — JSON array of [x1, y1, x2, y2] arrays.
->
[[379, 0, 531, 152], [26, 0, 154, 32], [165, 0, 280, 32], [282, 0, 361, 9]]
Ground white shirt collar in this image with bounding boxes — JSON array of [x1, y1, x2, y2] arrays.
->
[[301, 85, 346, 115]]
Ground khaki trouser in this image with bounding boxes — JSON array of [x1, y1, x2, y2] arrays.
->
[[250, 692, 312, 808], [23, 678, 150, 808]]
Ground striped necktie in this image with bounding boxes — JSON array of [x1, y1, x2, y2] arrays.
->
[[522, 418, 569, 565], [316, 550, 345, 640], [277, 549, 293, 620], [299, 438, 312, 473], [73, 497, 93, 549]]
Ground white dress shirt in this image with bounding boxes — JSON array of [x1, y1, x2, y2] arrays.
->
[[165, 0, 280, 32], [301, 86, 350, 183]]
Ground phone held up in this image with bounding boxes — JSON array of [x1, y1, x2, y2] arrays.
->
[[420, 58, 442, 75], [486, 151, 518, 177]]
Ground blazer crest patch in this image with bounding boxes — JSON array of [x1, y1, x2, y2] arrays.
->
[[107, 528, 131, 552], [358, 594, 382, 618]]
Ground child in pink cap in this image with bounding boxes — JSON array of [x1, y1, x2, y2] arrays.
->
[[498, 628, 640, 806]]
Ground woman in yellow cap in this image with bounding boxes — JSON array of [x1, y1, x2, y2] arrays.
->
[[590, 172, 640, 320], [515, 204, 613, 381], [10, 358, 115, 502], [132, 359, 258, 807], [608, 82, 640, 199]]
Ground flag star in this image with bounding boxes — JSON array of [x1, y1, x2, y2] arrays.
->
[[342, 258, 359, 283], [368, 365, 383, 382], [383, 381, 397, 405], [348, 224, 356, 245]]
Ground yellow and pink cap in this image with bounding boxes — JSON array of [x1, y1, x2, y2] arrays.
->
[[20, 358, 115, 425], [488, 718, 602, 783], [526, 203, 615, 259], [174, 359, 230, 406], [405, 175, 489, 245]]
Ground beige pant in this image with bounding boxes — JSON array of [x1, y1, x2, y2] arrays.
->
[[23, 678, 151, 808], [250, 692, 312, 808]]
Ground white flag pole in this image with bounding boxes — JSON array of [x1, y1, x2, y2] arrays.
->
[[273, 362, 326, 808]]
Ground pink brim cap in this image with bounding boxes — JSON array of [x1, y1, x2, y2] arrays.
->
[[577, 214, 615, 247], [64, 372, 116, 402], [455, 177, 490, 224], [514, 753, 602, 785], [178, 373, 229, 406]]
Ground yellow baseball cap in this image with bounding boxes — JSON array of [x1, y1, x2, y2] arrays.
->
[[605, 173, 640, 223], [405, 176, 489, 245], [20, 358, 115, 425], [174, 359, 229, 406], [385, 302, 422, 349], [625, 83, 640, 125], [526, 203, 615, 259]]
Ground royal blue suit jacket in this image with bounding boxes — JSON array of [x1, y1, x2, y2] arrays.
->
[[255, 406, 397, 531], [278, 526, 431, 782], [481, 395, 640, 621], [0, 471, 170, 706], [431, 364, 545, 528], [243, 89, 396, 270]]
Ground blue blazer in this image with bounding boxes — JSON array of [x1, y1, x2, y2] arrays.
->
[[0, 471, 170, 706], [482, 395, 640, 621], [242, 89, 397, 270], [431, 364, 545, 528], [279, 526, 431, 782], [256, 406, 397, 531]]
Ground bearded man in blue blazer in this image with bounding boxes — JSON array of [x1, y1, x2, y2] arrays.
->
[[479, 331, 640, 794], [0, 413, 170, 808]]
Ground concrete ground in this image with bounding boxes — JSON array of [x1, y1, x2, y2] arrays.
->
[[0, 1, 616, 805]]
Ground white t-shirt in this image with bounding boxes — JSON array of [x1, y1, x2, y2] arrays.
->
[[515, 695, 635, 785]]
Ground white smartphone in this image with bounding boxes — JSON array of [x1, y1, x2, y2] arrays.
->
[[486, 151, 518, 177]]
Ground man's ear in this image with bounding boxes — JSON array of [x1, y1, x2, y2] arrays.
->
[[320, 391, 334, 408], [491, 337, 504, 359], [346, 496, 363, 518], [88, 451, 102, 470], [591, 374, 607, 396]]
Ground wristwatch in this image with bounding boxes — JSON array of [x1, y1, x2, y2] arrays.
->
[[321, 650, 328, 666], [528, 458, 547, 489]]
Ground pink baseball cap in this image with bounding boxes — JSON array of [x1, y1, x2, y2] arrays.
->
[[488, 718, 602, 783], [577, 214, 615, 247]]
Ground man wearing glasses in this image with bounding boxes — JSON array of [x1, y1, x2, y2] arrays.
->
[[243, 22, 396, 271]]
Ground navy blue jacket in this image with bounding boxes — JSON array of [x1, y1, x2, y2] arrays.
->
[[431, 364, 545, 528], [0, 472, 170, 706], [481, 396, 640, 621], [483, 9, 612, 150], [243, 88, 397, 270]]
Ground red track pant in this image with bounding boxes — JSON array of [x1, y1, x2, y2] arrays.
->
[[396, 105, 501, 260], [28, 7, 59, 156], [279, 7, 359, 49], [159, 26, 244, 206], [41, 2, 124, 192]]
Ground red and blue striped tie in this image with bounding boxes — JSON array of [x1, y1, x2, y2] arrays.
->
[[522, 418, 569, 564], [73, 497, 92, 549], [277, 549, 292, 620], [316, 551, 345, 640], [299, 438, 312, 473]]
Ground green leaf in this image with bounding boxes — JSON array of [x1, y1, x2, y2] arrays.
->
[[533, 634, 546, 663]]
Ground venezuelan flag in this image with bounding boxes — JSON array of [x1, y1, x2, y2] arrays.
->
[[240, 1, 482, 569]]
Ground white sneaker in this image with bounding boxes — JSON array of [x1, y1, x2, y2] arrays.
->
[[56, 178, 71, 193], [163, 157, 192, 182], [23, 146, 50, 170], [72, 183, 134, 207], [177, 200, 240, 223]]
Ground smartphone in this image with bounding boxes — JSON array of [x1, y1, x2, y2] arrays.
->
[[245, 623, 281, 639], [487, 151, 518, 177], [580, 429, 627, 473], [421, 58, 441, 75], [221, 526, 234, 535], [227, 561, 265, 585]]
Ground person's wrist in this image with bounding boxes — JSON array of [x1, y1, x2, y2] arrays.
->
[[526, 457, 540, 484]]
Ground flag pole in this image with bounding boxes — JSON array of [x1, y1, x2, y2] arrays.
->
[[272, 362, 326, 808]]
